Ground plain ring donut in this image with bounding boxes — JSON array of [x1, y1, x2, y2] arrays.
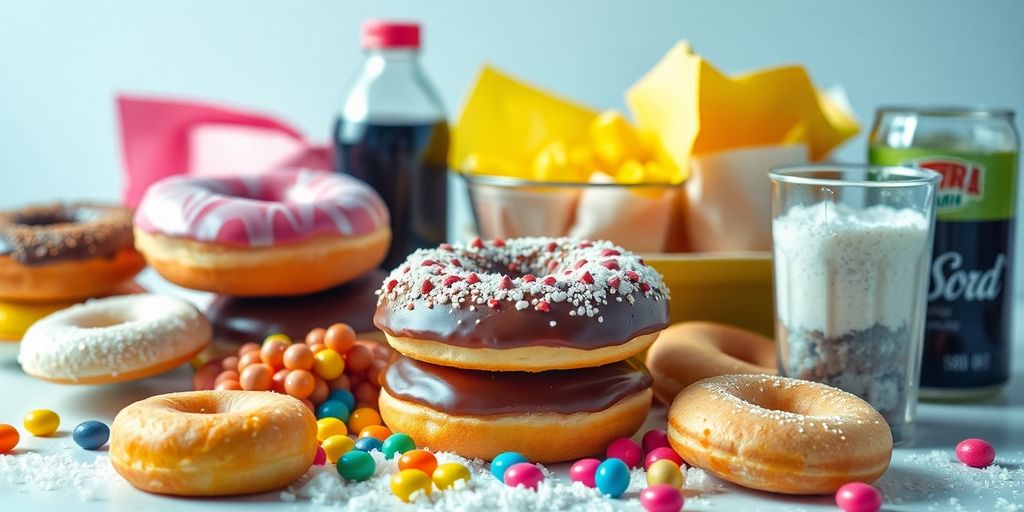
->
[[668, 374, 893, 495], [110, 391, 317, 496], [646, 321, 776, 403], [18, 294, 211, 384]]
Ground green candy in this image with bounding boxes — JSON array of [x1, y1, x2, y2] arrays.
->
[[337, 450, 375, 481], [381, 433, 416, 460]]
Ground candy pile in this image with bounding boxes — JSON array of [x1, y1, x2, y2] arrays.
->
[[193, 323, 394, 420], [1, 409, 110, 454]]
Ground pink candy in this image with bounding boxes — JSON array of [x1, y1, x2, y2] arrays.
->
[[835, 482, 882, 512], [569, 458, 601, 488], [642, 429, 671, 454], [504, 462, 544, 490], [606, 437, 643, 468], [956, 438, 996, 468], [313, 445, 327, 466], [645, 447, 684, 469], [641, 484, 685, 512]]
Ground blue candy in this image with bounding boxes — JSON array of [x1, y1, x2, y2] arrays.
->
[[72, 420, 109, 451], [316, 400, 351, 423], [381, 433, 415, 459], [327, 389, 356, 412], [595, 458, 630, 498], [490, 451, 528, 482], [354, 436, 382, 453]]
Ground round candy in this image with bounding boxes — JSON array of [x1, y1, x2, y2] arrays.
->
[[399, 449, 438, 476], [956, 438, 996, 468], [193, 360, 222, 390], [313, 349, 345, 380], [645, 446, 684, 469], [264, 333, 292, 346], [328, 389, 356, 411], [240, 364, 272, 391], [260, 339, 288, 368], [23, 409, 59, 436], [312, 445, 327, 466], [72, 420, 109, 450], [391, 468, 433, 503], [491, 451, 529, 482], [309, 377, 330, 404], [221, 356, 239, 372], [285, 369, 316, 399], [0, 424, 19, 453], [321, 434, 355, 463], [271, 368, 289, 393], [316, 417, 348, 442], [237, 351, 262, 370], [595, 458, 630, 498], [835, 482, 883, 512], [504, 462, 544, 490], [337, 450, 376, 481], [354, 436, 383, 453], [325, 323, 356, 353], [215, 379, 241, 391], [569, 458, 601, 488], [359, 425, 392, 442], [382, 433, 416, 459], [647, 459, 685, 489], [214, 370, 239, 386], [641, 484, 685, 512], [606, 437, 643, 468], [348, 407, 382, 434], [238, 342, 261, 354], [642, 429, 671, 454], [305, 327, 326, 346], [283, 344, 314, 370], [433, 462, 471, 490], [316, 400, 351, 423], [344, 344, 373, 372]]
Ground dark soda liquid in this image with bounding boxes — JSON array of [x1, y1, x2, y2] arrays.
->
[[333, 119, 449, 270]]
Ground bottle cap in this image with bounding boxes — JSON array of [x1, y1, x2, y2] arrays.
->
[[362, 20, 420, 49]]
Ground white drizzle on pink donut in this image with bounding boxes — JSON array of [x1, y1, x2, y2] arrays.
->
[[134, 169, 388, 247]]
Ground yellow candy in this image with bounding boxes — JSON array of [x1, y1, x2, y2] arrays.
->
[[0, 299, 71, 340], [432, 462, 472, 490], [646, 459, 685, 489], [590, 110, 645, 169], [347, 408, 382, 434], [532, 141, 587, 182], [321, 434, 355, 463], [615, 159, 648, 184], [461, 153, 524, 177], [263, 333, 292, 347], [312, 349, 345, 380], [316, 418, 348, 442], [23, 409, 59, 437], [390, 468, 433, 503]]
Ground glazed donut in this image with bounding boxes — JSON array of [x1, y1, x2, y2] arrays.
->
[[374, 237, 669, 372], [379, 356, 652, 463], [668, 374, 893, 495], [647, 322, 776, 403], [134, 168, 390, 296], [0, 281, 146, 341], [0, 203, 145, 301], [110, 390, 317, 496], [18, 294, 211, 384]]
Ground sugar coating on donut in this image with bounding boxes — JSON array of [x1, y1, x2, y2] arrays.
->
[[376, 237, 669, 321]]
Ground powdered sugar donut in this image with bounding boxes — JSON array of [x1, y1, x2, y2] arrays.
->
[[134, 168, 390, 296], [18, 294, 211, 384], [374, 237, 670, 372]]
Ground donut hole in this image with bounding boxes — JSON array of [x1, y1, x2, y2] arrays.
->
[[75, 312, 134, 328], [12, 208, 91, 227]]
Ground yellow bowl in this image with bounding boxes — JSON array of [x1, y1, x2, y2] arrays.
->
[[644, 252, 773, 337]]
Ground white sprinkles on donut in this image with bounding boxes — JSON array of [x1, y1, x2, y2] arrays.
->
[[376, 237, 669, 321]]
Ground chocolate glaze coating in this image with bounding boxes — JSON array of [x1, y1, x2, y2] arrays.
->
[[0, 203, 135, 265], [207, 269, 384, 344], [382, 356, 652, 415]]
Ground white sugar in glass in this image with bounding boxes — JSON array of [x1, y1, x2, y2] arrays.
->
[[770, 165, 939, 445]]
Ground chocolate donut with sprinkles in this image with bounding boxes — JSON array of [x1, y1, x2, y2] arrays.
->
[[374, 237, 669, 372]]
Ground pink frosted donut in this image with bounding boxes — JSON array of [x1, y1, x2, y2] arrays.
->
[[134, 168, 391, 296]]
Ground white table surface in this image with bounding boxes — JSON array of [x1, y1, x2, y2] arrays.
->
[[1, 269, 1022, 511]]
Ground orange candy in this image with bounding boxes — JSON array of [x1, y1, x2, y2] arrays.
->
[[328, 374, 351, 391], [345, 345, 373, 372], [221, 356, 239, 372], [305, 327, 326, 346], [308, 343, 327, 354], [216, 380, 241, 391], [240, 364, 272, 391], [272, 368, 289, 393], [214, 370, 239, 386], [0, 424, 19, 453], [193, 360, 222, 391], [399, 449, 438, 476], [283, 344, 314, 371], [260, 340, 288, 368], [238, 351, 263, 370], [325, 323, 356, 354], [238, 342, 261, 354], [309, 377, 330, 404], [348, 407, 382, 433], [285, 369, 316, 399], [355, 381, 379, 404], [359, 425, 392, 442]]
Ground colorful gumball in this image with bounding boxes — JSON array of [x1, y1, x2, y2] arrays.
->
[[360, 425, 393, 442], [23, 409, 59, 436], [215, 379, 241, 391], [391, 468, 432, 502], [305, 327, 326, 346], [328, 389, 356, 411], [354, 436, 383, 453], [491, 451, 528, 482], [647, 459, 685, 489], [312, 445, 327, 466], [260, 339, 288, 367], [956, 438, 996, 468], [433, 462, 471, 490], [645, 446, 684, 469], [0, 424, 19, 453], [321, 434, 355, 463], [264, 333, 292, 346], [504, 462, 544, 490], [835, 482, 883, 512], [309, 377, 330, 404], [348, 407, 382, 433], [316, 400, 351, 422], [640, 484, 684, 512], [344, 344, 373, 372], [606, 437, 643, 468], [214, 370, 239, 386], [283, 344, 315, 371], [316, 417, 348, 442], [72, 421, 109, 450], [642, 429, 671, 454], [324, 323, 356, 354], [238, 342, 261, 354], [382, 433, 416, 459], [240, 364, 272, 391], [285, 369, 316, 399], [399, 449, 438, 476], [313, 349, 345, 380], [237, 350, 262, 370], [271, 368, 289, 393], [337, 450, 376, 481], [569, 458, 601, 488], [595, 458, 630, 498]]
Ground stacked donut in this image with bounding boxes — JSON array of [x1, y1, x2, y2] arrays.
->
[[133, 168, 391, 344], [0, 203, 146, 339], [374, 237, 670, 463]]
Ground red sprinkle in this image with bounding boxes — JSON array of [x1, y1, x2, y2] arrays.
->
[[574, 259, 588, 269], [451, 258, 462, 267], [548, 260, 559, 273], [601, 260, 620, 270], [402, 266, 411, 274], [546, 242, 558, 252], [608, 277, 621, 289], [439, 243, 453, 251], [601, 248, 621, 257], [386, 279, 398, 292], [535, 301, 550, 312], [492, 238, 506, 247], [466, 273, 480, 284], [543, 276, 557, 286], [508, 262, 521, 273], [626, 271, 640, 282], [638, 257, 646, 266], [640, 282, 652, 293], [522, 274, 536, 282], [499, 275, 513, 290], [443, 275, 461, 287], [579, 241, 592, 248], [421, 279, 433, 294], [581, 271, 594, 284], [421, 259, 438, 267], [470, 238, 484, 249], [487, 298, 500, 309]]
